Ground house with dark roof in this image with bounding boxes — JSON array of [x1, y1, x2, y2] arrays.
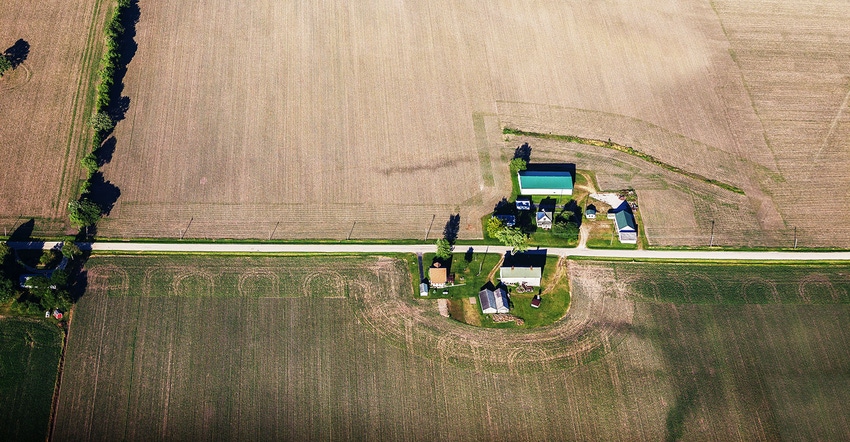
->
[[585, 204, 597, 219], [478, 282, 510, 314], [517, 170, 573, 196], [495, 214, 516, 227]]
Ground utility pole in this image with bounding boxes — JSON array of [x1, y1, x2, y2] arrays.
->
[[269, 221, 280, 240], [180, 217, 193, 240], [477, 245, 489, 276], [424, 214, 436, 241], [794, 226, 798, 249], [709, 220, 715, 247], [347, 221, 356, 241]]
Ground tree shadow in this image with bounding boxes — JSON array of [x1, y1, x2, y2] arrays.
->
[[95, 136, 116, 166], [493, 198, 516, 216], [564, 199, 583, 228], [8, 218, 35, 242], [513, 143, 531, 162], [464, 247, 474, 263], [443, 214, 460, 244], [86, 172, 121, 216], [107, 0, 140, 123], [4, 39, 29, 68]]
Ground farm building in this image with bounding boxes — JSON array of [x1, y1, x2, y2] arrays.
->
[[517, 170, 573, 196], [500, 252, 545, 286], [531, 294, 542, 308], [420, 282, 429, 296], [536, 210, 553, 230], [515, 197, 532, 211], [429, 264, 448, 288], [536, 198, 555, 230], [585, 204, 597, 219], [495, 214, 516, 227], [609, 202, 637, 244], [478, 282, 510, 314]]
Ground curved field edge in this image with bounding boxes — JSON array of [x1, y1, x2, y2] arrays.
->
[[0, 318, 64, 442], [53, 255, 850, 440]]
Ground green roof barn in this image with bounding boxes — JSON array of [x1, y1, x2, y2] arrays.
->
[[517, 170, 573, 195]]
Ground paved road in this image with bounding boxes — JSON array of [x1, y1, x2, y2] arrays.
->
[[8, 241, 850, 261]]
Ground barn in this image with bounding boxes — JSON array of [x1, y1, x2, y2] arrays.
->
[[517, 170, 573, 196], [478, 282, 510, 314]]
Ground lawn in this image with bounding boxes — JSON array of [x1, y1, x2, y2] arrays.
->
[[423, 253, 570, 328], [52, 255, 850, 440], [0, 318, 64, 442]]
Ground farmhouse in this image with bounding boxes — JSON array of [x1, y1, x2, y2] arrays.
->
[[609, 202, 637, 244], [478, 282, 510, 314], [429, 264, 448, 288], [500, 252, 545, 286], [536, 210, 553, 230], [517, 170, 573, 196]]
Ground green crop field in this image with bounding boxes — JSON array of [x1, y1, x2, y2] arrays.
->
[[53, 255, 850, 440], [0, 318, 64, 442]]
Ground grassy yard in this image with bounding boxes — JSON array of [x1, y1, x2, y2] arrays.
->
[[423, 253, 570, 328], [0, 318, 64, 442]]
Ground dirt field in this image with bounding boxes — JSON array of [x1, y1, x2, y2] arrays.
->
[[53, 255, 850, 440], [95, 0, 834, 244], [0, 0, 108, 235]]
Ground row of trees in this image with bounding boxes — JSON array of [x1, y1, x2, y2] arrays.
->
[[70, 0, 131, 228]]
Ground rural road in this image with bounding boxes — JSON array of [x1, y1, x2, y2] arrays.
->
[[8, 241, 850, 261]]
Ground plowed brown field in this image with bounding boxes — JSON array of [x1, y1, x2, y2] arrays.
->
[[94, 0, 846, 245], [0, 0, 108, 235]]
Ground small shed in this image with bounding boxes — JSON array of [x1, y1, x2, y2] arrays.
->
[[531, 294, 542, 308], [419, 282, 429, 296], [515, 197, 532, 211], [585, 204, 597, 219]]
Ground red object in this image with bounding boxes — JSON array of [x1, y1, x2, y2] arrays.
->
[[55, 313, 63, 319]]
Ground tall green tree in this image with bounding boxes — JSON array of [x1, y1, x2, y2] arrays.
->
[[0, 55, 11, 76], [494, 227, 529, 252], [68, 199, 101, 227], [435, 238, 452, 259], [486, 217, 505, 238], [88, 111, 114, 133], [60, 241, 82, 260], [509, 158, 527, 174]]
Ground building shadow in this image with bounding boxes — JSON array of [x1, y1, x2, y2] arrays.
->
[[4, 39, 29, 68]]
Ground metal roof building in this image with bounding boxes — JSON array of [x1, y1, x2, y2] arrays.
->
[[517, 170, 573, 195]]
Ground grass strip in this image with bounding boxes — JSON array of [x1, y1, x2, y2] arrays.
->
[[503, 127, 745, 195]]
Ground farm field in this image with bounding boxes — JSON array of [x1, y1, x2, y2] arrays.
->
[[0, 318, 64, 442], [0, 0, 108, 235], [54, 255, 850, 440], [95, 0, 844, 246]]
